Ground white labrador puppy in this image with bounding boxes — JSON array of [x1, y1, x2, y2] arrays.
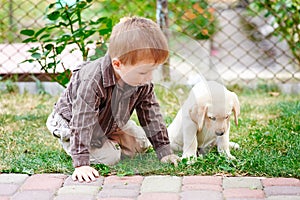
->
[[168, 81, 240, 160]]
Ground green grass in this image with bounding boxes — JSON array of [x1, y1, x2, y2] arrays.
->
[[0, 85, 299, 178]]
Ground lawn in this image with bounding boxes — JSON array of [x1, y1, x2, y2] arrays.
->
[[0, 84, 299, 178]]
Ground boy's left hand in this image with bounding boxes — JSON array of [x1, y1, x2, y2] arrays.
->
[[160, 154, 180, 167]]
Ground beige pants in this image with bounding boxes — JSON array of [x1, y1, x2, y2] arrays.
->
[[46, 111, 151, 166]]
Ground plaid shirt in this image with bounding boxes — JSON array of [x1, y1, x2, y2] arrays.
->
[[54, 54, 172, 167]]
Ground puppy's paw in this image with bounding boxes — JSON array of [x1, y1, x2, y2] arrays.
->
[[227, 154, 236, 160], [229, 142, 240, 150]]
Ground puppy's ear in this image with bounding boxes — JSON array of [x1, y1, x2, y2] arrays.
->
[[189, 104, 208, 131], [231, 92, 240, 126]]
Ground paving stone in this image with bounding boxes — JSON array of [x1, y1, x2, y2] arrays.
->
[[266, 196, 300, 200], [103, 182, 141, 190], [98, 188, 140, 198], [54, 194, 96, 200], [0, 184, 20, 196], [11, 190, 54, 200], [264, 186, 300, 196], [1, 173, 300, 200], [98, 198, 135, 200], [0, 174, 28, 184], [20, 174, 67, 191], [262, 178, 300, 187], [182, 184, 222, 191], [63, 176, 104, 186], [137, 192, 180, 200], [182, 176, 222, 185], [104, 176, 143, 184], [225, 198, 264, 200], [223, 177, 263, 189], [141, 176, 182, 193], [56, 185, 100, 195], [180, 190, 223, 200], [223, 188, 265, 199]]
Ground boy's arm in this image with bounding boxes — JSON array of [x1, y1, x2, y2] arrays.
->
[[69, 77, 104, 168], [135, 83, 175, 160]]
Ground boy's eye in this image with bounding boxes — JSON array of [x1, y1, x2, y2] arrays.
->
[[209, 116, 216, 121], [225, 115, 229, 119]]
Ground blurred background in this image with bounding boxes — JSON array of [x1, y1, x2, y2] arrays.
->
[[0, 0, 299, 93]]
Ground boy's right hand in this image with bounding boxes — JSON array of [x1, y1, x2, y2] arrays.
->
[[72, 166, 99, 183]]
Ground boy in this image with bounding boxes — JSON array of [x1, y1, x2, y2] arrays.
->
[[46, 16, 179, 183]]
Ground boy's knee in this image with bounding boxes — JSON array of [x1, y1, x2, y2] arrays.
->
[[90, 140, 121, 166], [46, 111, 56, 134]]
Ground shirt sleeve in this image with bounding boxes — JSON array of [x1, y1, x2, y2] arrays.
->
[[135, 83, 173, 160], [69, 74, 103, 168]]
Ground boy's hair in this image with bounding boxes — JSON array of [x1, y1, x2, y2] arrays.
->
[[108, 16, 169, 66]]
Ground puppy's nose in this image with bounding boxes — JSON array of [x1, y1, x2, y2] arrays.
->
[[215, 131, 224, 136]]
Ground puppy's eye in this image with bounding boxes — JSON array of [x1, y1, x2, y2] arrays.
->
[[209, 116, 216, 121]]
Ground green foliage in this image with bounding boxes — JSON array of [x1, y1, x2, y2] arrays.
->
[[248, 0, 300, 66], [3, 80, 19, 93], [100, 0, 156, 23], [169, 0, 218, 40], [20, 0, 113, 87], [0, 88, 299, 178], [101, 0, 218, 40], [0, 0, 50, 43], [1, 76, 19, 93]]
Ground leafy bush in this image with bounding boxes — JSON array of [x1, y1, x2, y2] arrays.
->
[[248, 0, 300, 66], [20, 0, 218, 86], [101, 0, 218, 40], [20, 0, 113, 87], [169, 0, 218, 40]]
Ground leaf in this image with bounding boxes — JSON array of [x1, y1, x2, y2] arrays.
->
[[28, 47, 39, 53], [47, 11, 60, 21], [47, 62, 56, 69], [43, 50, 51, 57], [31, 53, 41, 59], [44, 44, 54, 50], [58, 22, 69, 27], [57, 34, 72, 43], [76, 1, 87, 9], [22, 38, 37, 43], [20, 29, 35, 36], [20, 59, 35, 63], [83, 30, 96, 39], [40, 34, 51, 41], [35, 27, 47, 38], [56, 69, 71, 87], [90, 17, 107, 25], [48, 3, 56, 9], [56, 46, 65, 54], [99, 28, 111, 35]]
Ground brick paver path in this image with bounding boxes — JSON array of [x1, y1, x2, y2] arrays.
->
[[0, 174, 299, 200]]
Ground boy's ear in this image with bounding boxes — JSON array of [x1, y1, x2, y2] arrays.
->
[[112, 58, 122, 70]]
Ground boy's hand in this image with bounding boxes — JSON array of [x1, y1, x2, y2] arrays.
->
[[72, 166, 99, 183], [160, 154, 180, 167]]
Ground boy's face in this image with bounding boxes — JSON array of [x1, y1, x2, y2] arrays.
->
[[112, 59, 158, 86]]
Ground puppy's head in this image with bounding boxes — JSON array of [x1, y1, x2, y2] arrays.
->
[[207, 91, 240, 136], [189, 82, 240, 136]]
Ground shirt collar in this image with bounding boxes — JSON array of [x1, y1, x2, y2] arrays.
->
[[101, 53, 117, 88], [101, 53, 138, 94]]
